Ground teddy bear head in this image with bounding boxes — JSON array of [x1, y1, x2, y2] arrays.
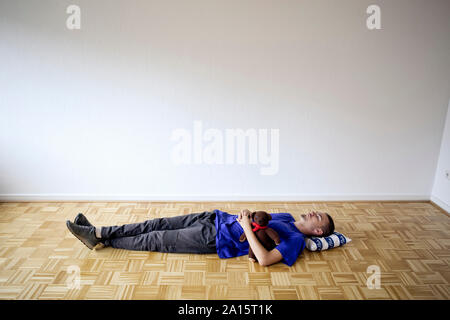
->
[[251, 211, 272, 227]]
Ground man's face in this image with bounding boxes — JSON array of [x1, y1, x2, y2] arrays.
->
[[299, 211, 329, 236]]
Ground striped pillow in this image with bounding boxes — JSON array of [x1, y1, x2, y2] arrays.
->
[[305, 231, 351, 251]]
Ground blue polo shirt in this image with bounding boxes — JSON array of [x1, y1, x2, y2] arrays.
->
[[214, 209, 305, 266]]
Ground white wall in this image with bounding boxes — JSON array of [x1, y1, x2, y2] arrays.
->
[[1, 0, 450, 201], [431, 101, 450, 212]]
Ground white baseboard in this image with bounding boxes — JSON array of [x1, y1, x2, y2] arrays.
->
[[0, 193, 430, 202], [430, 195, 450, 213]]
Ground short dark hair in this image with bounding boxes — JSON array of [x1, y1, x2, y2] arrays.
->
[[321, 213, 335, 237]]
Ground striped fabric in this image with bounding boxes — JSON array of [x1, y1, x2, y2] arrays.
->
[[305, 232, 351, 251]]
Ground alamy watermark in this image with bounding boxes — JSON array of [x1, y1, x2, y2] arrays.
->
[[65, 5, 380, 31], [366, 265, 381, 289], [170, 121, 280, 175], [366, 5, 381, 30], [66, 5, 81, 30], [66, 265, 81, 290]]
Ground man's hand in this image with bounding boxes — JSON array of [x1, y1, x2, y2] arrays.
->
[[237, 209, 252, 230]]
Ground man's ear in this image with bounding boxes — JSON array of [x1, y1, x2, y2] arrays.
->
[[313, 228, 323, 236]]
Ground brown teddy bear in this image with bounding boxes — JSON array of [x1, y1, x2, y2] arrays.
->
[[239, 211, 281, 262]]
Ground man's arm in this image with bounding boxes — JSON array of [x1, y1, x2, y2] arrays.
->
[[238, 210, 283, 266]]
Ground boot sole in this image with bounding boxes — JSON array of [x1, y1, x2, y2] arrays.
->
[[94, 243, 105, 250]]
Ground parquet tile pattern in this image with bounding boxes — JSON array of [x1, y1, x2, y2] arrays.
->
[[0, 201, 448, 300]]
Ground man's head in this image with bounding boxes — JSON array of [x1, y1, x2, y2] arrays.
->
[[296, 211, 335, 237]]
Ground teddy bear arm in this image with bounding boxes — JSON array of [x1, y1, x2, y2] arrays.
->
[[266, 228, 281, 245]]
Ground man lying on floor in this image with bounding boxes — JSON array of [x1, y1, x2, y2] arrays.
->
[[66, 209, 335, 267]]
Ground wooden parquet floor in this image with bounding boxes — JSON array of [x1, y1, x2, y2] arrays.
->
[[0, 201, 448, 300]]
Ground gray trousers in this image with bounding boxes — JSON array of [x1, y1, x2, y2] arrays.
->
[[101, 211, 217, 254]]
